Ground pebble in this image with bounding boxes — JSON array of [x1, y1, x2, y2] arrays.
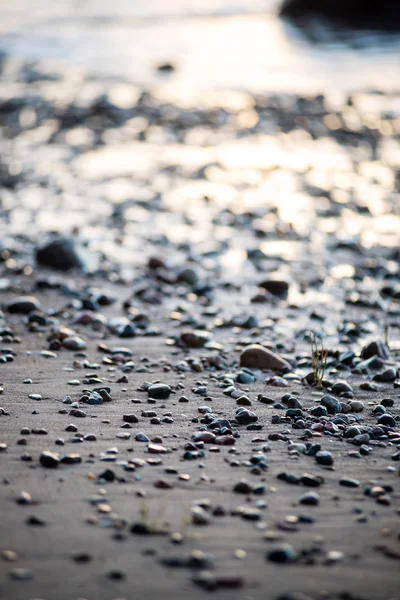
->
[[39, 450, 60, 468], [339, 477, 360, 488], [320, 395, 342, 415], [36, 237, 86, 271], [315, 451, 334, 466], [9, 568, 33, 581], [233, 480, 253, 494], [7, 296, 40, 314], [191, 506, 211, 525], [299, 491, 320, 505], [267, 544, 297, 563], [148, 383, 172, 400], [240, 344, 290, 371], [180, 330, 212, 348]]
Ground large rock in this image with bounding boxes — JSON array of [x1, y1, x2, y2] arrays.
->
[[36, 237, 87, 271], [240, 344, 290, 371], [280, 0, 400, 30]]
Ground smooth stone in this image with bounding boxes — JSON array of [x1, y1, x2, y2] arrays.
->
[[180, 330, 212, 348], [339, 477, 360, 488], [378, 414, 395, 427], [39, 450, 60, 468], [63, 336, 87, 351], [320, 395, 342, 415], [235, 409, 258, 425], [6, 296, 40, 314], [191, 506, 211, 525], [240, 345, 290, 371], [148, 383, 172, 400], [299, 491, 320, 505], [233, 480, 253, 494], [315, 451, 334, 466]]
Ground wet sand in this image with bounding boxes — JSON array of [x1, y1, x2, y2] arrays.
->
[[0, 55, 400, 600]]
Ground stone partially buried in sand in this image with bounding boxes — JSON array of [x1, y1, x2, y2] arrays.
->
[[240, 344, 290, 371]]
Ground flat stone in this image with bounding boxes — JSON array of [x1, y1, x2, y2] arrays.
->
[[6, 296, 40, 314]]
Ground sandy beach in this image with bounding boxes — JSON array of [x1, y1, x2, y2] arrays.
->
[[0, 3, 400, 599]]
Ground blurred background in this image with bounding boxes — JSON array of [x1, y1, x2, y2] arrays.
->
[[0, 1, 399, 285], [1, 0, 400, 97]]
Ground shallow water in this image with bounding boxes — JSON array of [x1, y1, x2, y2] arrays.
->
[[1, 0, 400, 95]]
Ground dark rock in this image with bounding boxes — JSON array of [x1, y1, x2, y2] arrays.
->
[[36, 237, 87, 271], [259, 279, 289, 299], [320, 395, 342, 415], [6, 296, 40, 314], [339, 477, 360, 488], [331, 381, 353, 395], [310, 405, 328, 417], [123, 413, 139, 423], [301, 473, 324, 487], [299, 491, 320, 505], [378, 414, 396, 427], [233, 480, 253, 494], [98, 469, 115, 482], [180, 330, 211, 348], [235, 408, 258, 425], [315, 451, 334, 466], [267, 544, 297, 564], [148, 383, 172, 400], [361, 340, 390, 360], [374, 368, 396, 383], [280, 0, 400, 31], [39, 450, 60, 468]]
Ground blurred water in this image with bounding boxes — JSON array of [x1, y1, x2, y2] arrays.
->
[[1, 0, 400, 95]]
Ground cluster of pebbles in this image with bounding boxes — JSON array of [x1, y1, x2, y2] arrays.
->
[[0, 55, 399, 599]]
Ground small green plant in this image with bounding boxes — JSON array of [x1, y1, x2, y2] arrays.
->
[[309, 330, 328, 387]]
